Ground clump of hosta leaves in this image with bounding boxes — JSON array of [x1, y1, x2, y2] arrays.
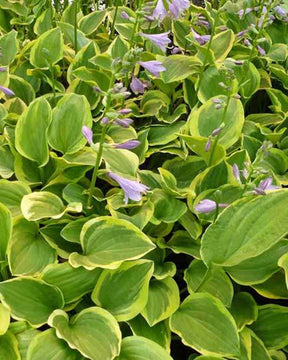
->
[[1, 0, 288, 359]]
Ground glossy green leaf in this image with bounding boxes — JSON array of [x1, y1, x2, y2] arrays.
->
[[30, 27, 63, 68], [0, 180, 31, 217], [141, 277, 179, 326], [27, 329, 82, 360], [0, 202, 12, 262], [201, 191, 288, 267], [15, 97, 52, 166], [48, 307, 121, 360], [117, 336, 173, 360], [0, 331, 20, 360], [69, 216, 155, 270], [8, 217, 56, 276], [0, 277, 64, 327], [92, 260, 153, 321], [160, 55, 201, 83], [0, 30, 18, 65], [48, 94, 92, 154], [170, 293, 239, 357], [230, 292, 258, 331], [41, 262, 101, 304], [0, 303, 10, 335]]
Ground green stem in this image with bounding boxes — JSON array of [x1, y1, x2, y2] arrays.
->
[[241, 168, 253, 196], [87, 124, 108, 208], [129, 13, 140, 49], [110, 0, 119, 40], [74, 0, 78, 54]]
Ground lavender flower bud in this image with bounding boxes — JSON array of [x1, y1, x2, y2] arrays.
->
[[214, 104, 222, 110], [121, 11, 130, 20], [93, 86, 101, 93], [194, 199, 217, 213], [0, 67, 6, 72], [115, 118, 134, 128], [211, 127, 222, 137], [82, 126, 93, 145], [118, 108, 132, 115], [0, 85, 15, 97], [205, 138, 212, 152], [114, 140, 141, 149], [257, 45, 266, 56], [101, 117, 109, 125], [233, 164, 241, 182]]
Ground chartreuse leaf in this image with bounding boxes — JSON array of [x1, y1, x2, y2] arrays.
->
[[230, 292, 258, 331], [141, 277, 180, 326], [41, 262, 101, 304], [0, 277, 64, 327], [184, 260, 233, 307], [48, 94, 92, 155], [27, 329, 82, 360], [92, 260, 153, 321], [48, 307, 121, 360], [79, 10, 107, 35], [170, 293, 240, 357], [252, 271, 288, 300], [0, 180, 31, 217], [69, 217, 155, 270], [15, 328, 40, 360], [189, 96, 244, 149], [0, 303, 10, 335], [117, 336, 173, 360], [30, 27, 63, 68], [128, 316, 171, 351], [251, 305, 288, 350], [210, 29, 235, 62], [226, 240, 288, 285], [15, 97, 52, 167], [160, 55, 201, 83], [21, 192, 66, 221], [8, 217, 56, 276], [0, 30, 18, 65], [0, 145, 14, 179], [249, 329, 272, 360], [278, 252, 288, 287], [0, 331, 20, 360], [201, 191, 288, 267], [0, 203, 12, 262]]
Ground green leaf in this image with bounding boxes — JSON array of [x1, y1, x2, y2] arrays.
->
[[21, 192, 66, 221], [48, 307, 121, 360], [251, 305, 288, 350], [201, 191, 288, 267], [69, 216, 155, 270], [79, 10, 107, 35], [0, 180, 31, 217], [184, 260, 233, 307], [92, 260, 153, 321], [117, 336, 173, 360], [141, 277, 180, 326], [102, 146, 139, 177], [160, 55, 201, 83], [170, 293, 239, 357], [15, 328, 40, 360], [0, 30, 18, 65], [249, 329, 272, 360], [128, 316, 171, 351], [0, 331, 20, 360], [0, 145, 14, 179], [48, 94, 92, 154], [0, 202, 12, 262], [226, 240, 288, 285], [230, 292, 258, 331], [41, 262, 101, 304], [189, 96, 244, 149], [27, 329, 82, 360], [0, 277, 64, 327], [0, 303, 10, 335], [209, 29, 235, 62], [30, 27, 63, 68], [15, 97, 52, 166], [151, 190, 187, 223], [252, 271, 288, 299], [8, 217, 56, 276]]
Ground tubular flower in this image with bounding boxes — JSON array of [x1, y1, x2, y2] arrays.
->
[[194, 199, 228, 213], [152, 0, 168, 23], [130, 76, 146, 94], [108, 172, 149, 204], [191, 28, 211, 45], [254, 177, 280, 195], [115, 118, 134, 128], [138, 60, 166, 77], [139, 32, 170, 52], [114, 140, 141, 150], [169, 0, 190, 19], [82, 126, 93, 145], [0, 85, 15, 97]]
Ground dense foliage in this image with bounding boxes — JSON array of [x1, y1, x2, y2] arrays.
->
[[1, 0, 288, 359]]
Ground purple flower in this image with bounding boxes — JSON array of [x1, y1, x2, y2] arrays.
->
[[130, 76, 145, 94], [238, 7, 253, 18], [114, 140, 141, 149], [194, 199, 228, 213], [121, 11, 130, 20], [152, 0, 168, 23], [258, 6, 267, 28], [212, 98, 222, 104], [93, 86, 101, 93], [257, 45, 266, 56], [115, 118, 134, 128], [205, 138, 212, 152], [0, 67, 6, 72], [233, 164, 241, 182], [236, 29, 248, 37], [275, 6, 286, 17], [169, 0, 190, 19], [244, 38, 252, 47], [171, 46, 180, 54], [138, 60, 166, 77], [211, 127, 222, 137], [82, 126, 93, 145], [191, 28, 211, 45], [254, 177, 280, 195], [101, 117, 109, 125], [0, 85, 15, 97], [118, 108, 132, 115], [139, 32, 170, 52], [108, 172, 149, 204]]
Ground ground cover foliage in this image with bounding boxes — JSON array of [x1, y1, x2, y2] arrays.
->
[[1, 0, 288, 359]]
